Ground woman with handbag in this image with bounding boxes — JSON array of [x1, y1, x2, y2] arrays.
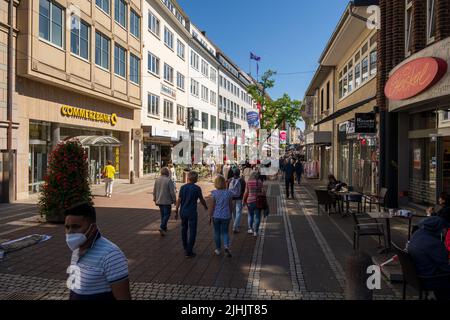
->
[[243, 171, 266, 237]]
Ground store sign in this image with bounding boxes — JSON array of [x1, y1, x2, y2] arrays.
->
[[161, 84, 176, 99], [132, 128, 143, 141], [385, 57, 448, 101], [61, 105, 118, 126], [247, 111, 260, 128], [413, 148, 421, 170], [355, 113, 376, 134]]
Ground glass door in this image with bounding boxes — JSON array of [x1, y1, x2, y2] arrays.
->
[[28, 144, 49, 193]]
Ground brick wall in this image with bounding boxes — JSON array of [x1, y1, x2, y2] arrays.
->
[[412, 0, 427, 54], [436, 0, 450, 41]]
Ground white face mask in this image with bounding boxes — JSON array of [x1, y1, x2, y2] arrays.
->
[[66, 224, 92, 251]]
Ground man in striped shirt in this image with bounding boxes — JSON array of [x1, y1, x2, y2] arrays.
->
[[64, 202, 131, 300]]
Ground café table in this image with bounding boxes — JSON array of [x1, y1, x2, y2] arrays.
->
[[366, 211, 394, 253], [331, 190, 363, 217]]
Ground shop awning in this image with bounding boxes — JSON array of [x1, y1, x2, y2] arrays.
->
[[72, 136, 122, 147], [314, 96, 376, 126]]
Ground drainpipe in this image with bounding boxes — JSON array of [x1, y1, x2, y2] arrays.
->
[[7, 0, 13, 152]]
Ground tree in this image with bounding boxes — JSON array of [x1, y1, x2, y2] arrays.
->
[[247, 69, 303, 135], [39, 140, 93, 223]]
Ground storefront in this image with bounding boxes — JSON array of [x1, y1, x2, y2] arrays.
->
[[386, 38, 450, 206], [305, 131, 332, 180]]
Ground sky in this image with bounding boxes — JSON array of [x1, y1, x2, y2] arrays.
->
[[177, 0, 349, 130]]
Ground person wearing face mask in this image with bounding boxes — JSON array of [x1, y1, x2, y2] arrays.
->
[[64, 202, 131, 300]]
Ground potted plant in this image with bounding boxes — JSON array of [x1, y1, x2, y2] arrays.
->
[[39, 139, 93, 223]]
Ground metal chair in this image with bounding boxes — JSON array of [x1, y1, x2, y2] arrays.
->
[[364, 188, 388, 213], [351, 211, 386, 250], [391, 242, 450, 300], [315, 189, 335, 215]]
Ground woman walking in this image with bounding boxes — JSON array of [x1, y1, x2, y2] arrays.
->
[[244, 171, 265, 237], [153, 167, 177, 236], [209, 175, 234, 257]]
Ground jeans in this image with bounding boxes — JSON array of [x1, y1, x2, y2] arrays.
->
[[181, 212, 198, 255], [105, 179, 114, 196], [232, 199, 243, 231], [285, 178, 294, 198], [296, 173, 302, 185], [213, 218, 231, 250], [158, 205, 171, 231], [247, 203, 261, 233]]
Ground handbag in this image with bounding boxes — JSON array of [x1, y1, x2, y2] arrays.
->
[[256, 183, 268, 210]]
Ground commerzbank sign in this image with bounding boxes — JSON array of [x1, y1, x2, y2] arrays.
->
[[60, 105, 118, 126]]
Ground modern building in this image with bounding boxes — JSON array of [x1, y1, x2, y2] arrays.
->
[[380, 0, 450, 207], [3, 0, 143, 200], [141, 0, 190, 175]]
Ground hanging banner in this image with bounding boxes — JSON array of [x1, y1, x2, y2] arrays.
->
[[247, 111, 260, 128]]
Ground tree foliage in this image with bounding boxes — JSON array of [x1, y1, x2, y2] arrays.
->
[[247, 70, 303, 131]]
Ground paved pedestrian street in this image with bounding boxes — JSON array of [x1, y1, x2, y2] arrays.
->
[[0, 177, 417, 300]]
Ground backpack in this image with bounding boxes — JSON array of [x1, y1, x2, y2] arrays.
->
[[229, 178, 242, 198]]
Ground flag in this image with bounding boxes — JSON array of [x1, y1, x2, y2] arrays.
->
[[250, 52, 261, 61]]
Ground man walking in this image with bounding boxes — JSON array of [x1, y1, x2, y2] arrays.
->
[[295, 158, 304, 185], [284, 158, 295, 199], [64, 202, 131, 300], [175, 171, 208, 258], [227, 168, 246, 233], [153, 167, 177, 236]]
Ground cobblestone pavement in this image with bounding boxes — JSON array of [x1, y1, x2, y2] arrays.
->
[[0, 176, 415, 300]]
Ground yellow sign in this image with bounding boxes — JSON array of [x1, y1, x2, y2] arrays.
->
[[61, 105, 118, 126]]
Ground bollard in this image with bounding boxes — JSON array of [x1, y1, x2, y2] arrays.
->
[[130, 170, 135, 184], [345, 251, 374, 300]]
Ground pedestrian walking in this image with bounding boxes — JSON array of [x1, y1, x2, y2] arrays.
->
[[295, 158, 304, 185], [209, 175, 234, 257], [102, 160, 116, 198], [153, 167, 177, 236], [64, 202, 131, 300], [284, 158, 295, 199], [222, 160, 232, 182], [242, 162, 253, 183], [168, 163, 178, 193], [175, 171, 208, 258], [243, 171, 265, 237], [227, 168, 246, 233]]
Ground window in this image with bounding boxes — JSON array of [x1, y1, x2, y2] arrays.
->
[[201, 60, 209, 77], [202, 112, 209, 130], [147, 52, 160, 75], [70, 16, 89, 59], [114, 0, 127, 28], [362, 56, 369, 82], [96, 0, 110, 14], [193, 109, 199, 123], [177, 105, 185, 125], [190, 50, 199, 70], [355, 62, 361, 88], [39, 0, 64, 47], [190, 79, 199, 96], [320, 89, 324, 113], [348, 68, 353, 93], [176, 72, 185, 90], [326, 82, 330, 110], [114, 44, 126, 77], [201, 85, 209, 101], [370, 50, 377, 76], [210, 91, 216, 105], [148, 11, 160, 37], [163, 63, 174, 84], [164, 27, 173, 49], [130, 54, 140, 84], [148, 93, 160, 116], [210, 115, 216, 130], [219, 75, 223, 87], [95, 32, 110, 69], [219, 95, 223, 112], [405, 0, 413, 56], [163, 100, 174, 120], [130, 10, 140, 38], [177, 40, 185, 59], [210, 68, 217, 83], [427, 0, 436, 43]]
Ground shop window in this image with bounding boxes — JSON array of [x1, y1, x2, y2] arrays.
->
[[409, 111, 437, 131]]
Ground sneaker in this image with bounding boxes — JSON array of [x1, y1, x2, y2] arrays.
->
[[233, 229, 240, 234], [185, 253, 197, 258], [159, 229, 165, 236], [224, 248, 232, 258], [247, 229, 253, 234], [214, 249, 221, 256], [253, 232, 258, 237]]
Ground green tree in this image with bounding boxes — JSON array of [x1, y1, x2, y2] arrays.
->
[[247, 70, 303, 132]]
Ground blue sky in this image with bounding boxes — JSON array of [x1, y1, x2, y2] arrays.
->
[[177, 0, 348, 129]]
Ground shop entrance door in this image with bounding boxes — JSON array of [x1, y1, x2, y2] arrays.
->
[[29, 143, 49, 193]]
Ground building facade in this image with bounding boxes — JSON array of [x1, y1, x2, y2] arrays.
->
[[3, 0, 143, 200], [380, 0, 450, 207]]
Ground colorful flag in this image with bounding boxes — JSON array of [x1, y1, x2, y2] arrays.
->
[[250, 52, 261, 61]]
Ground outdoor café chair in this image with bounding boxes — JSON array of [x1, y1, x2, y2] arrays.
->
[[351, 211, 386, 250], [391, 242, 450, 300], [363, 188, 388, 213], [315, 189, 336, 215]]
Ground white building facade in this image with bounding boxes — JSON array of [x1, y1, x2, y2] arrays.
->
[[141, 0, 190, 175]]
